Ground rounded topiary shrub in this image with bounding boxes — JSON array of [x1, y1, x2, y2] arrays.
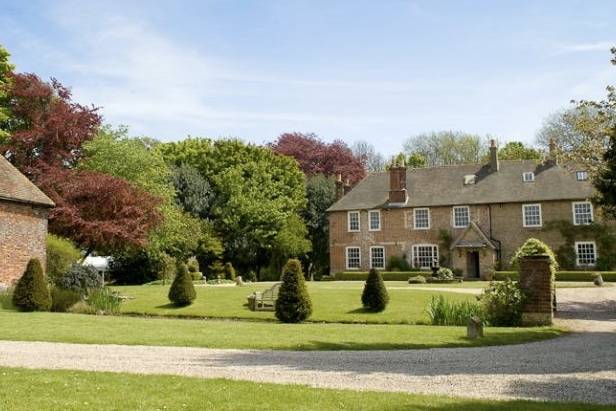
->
[[168, 262, 196, 306], [275, 259, 312, 323], [436, 267, 454, 280], [12, 259, 52, 311], [224, 262, 236, 280], [361, 268, 389, 312]]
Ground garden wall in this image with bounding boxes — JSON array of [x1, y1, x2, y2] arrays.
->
[[494, 271, 616, 282]]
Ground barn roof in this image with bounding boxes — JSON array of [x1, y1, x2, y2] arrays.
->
[[0, 156, 54, 207]]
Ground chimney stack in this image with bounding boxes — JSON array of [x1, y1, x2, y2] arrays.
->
[[489, 139, 499, 172], [548, 138, 557, 164], [389, 160, 407, 204], [335, 174, 344, 201], [343, 178, 351, 195]]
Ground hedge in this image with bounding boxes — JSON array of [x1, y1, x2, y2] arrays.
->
[[334, 271, 428, 281], [494, 271, 616, 282]]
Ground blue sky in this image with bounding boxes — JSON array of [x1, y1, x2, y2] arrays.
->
[[1, 0, 615, 155]]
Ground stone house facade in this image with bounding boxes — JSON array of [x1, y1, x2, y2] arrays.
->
[[328, 142, 600, 279], [0, 156, 54, 285]]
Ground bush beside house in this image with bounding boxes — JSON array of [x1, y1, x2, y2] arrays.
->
[[12, 259, 51, 311]]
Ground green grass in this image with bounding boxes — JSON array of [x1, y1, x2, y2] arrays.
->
[[0, 367, 608, 411], [115, 282, 478, 324], [0, 309, 562, 350]]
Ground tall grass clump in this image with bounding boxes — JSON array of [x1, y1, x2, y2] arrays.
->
[[426, 295, 483, 326], [87, 287, 122, 314]]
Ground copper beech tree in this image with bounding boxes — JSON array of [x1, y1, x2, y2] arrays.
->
[[1, 72, 162, 255], [270, 132, 366, 184]]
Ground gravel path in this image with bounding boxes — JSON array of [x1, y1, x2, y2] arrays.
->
[[1, 287, 615, 405]]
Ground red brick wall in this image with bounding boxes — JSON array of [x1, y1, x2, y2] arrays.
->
[[328, 199, 599, 275], [0, 200, 49, 285]]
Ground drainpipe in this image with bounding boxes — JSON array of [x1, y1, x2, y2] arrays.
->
[[488, 204, 502, 265]]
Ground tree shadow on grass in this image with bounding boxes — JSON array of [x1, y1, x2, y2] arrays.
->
[[199, 331, 616, 376], [346, 307, 384, 314], [155, 303, 186, 309]]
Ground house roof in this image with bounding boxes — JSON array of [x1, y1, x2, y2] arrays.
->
[[327, 160, 594, 212], [0, 156, 55, 207]]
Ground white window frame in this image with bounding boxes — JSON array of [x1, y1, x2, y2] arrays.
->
[[575, 241, 597, 267], [345, 246, 361, 270], [411, 244, 439, 270], [572, 201, 594, 226], [347, 211, 360, 232], [522, 172, 535, 182], [576, 170, 588, 181], [452, 206, 470, 228], [369, 246, 385, 269], [522, 203, 542, 228], [368, 210, 381, 231], [413, 207, 431, 230]]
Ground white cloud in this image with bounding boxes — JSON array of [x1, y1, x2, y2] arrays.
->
[[552, 41, 614, 56]]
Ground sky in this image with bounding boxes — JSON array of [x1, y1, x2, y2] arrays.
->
[[1, 0, 615, 155]]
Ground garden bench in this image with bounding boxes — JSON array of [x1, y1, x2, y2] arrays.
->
[[247, 283, 281, 311]]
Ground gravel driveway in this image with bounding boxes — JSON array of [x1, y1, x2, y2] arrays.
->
[[0, 287, 615, 405]]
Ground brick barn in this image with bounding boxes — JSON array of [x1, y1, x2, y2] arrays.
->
[[0, 156, 54, 285]]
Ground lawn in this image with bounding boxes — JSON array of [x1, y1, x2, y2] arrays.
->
[[115, 281, 476, 324], [0, 367, 608, 411], [0, 309, 562, 350]]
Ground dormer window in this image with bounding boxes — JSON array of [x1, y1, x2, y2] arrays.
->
[[576, 171, 588, 181], [522, 172, 535, 182], [463, 175, 476, 185]]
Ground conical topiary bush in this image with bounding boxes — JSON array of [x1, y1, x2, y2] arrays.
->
[[275, 259, 312, 323], [224, 262, 236, 280], [12, 258, 52, 311], [168, 261, 196, 306], [361, 268, 389, 312]]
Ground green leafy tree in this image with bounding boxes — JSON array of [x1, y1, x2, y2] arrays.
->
[[168, 262, 196, 306], [302, 175, 336, 277], [275, 259, 312, 323], [172, 163, 212, 218], [0, 45, 14, 143], [497, 142, 542, 160], [158, 138, 306, 273], [361, 269, 389, 312], [80, 127, 209, 261], [12, 259, 51, 311], [403, 131, 487, 166], [537, 48, 616, 177], [271, 214, 311, 275], [594, 126, 616, 219], [406, 152, 427, 168]]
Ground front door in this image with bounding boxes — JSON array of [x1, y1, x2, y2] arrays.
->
[[466, 251, 480, 279]]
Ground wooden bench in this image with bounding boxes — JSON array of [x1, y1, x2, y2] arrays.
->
[[247, 283, 281, 311]]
